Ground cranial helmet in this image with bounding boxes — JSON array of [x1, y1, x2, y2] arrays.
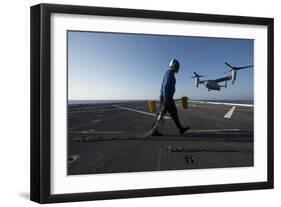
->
[[169, 59, 180, 70]]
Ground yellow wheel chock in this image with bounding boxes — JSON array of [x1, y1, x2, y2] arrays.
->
[[147, 97, 189, 112]]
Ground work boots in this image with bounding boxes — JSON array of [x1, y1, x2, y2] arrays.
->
[[179, 126, 190, 135]]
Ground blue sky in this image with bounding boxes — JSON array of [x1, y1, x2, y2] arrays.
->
[[68, 31, 253, 100]]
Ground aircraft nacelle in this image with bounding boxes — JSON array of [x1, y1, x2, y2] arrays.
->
[[231, 70, 237, 84], [195, 78, 199, 88]]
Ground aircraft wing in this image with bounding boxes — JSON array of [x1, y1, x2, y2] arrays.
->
[[214, 76, 231, 83], [199, 80, 207, 84]]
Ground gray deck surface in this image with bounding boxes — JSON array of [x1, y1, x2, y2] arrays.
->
[[67, 101, 253, 175]]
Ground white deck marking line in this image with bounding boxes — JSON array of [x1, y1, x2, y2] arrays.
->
[[224, 106, 236, 119], [188, 129, 240, 132], [188, 100, 253, 107], [113, 105, 171, 120], [69, 131, 122, 134]]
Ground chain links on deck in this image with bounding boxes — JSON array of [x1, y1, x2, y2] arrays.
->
[[167, 146, 253, 153]]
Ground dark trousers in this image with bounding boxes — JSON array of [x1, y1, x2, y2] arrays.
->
[[153, 95, 184, 132]]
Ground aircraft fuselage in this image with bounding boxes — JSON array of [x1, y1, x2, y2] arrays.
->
[[204, 80, 221, 91]]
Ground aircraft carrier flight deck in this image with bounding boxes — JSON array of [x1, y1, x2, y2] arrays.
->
[[67, 100, 253, 175]]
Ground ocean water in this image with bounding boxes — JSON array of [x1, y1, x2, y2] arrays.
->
[[68, 99, 253, 105]]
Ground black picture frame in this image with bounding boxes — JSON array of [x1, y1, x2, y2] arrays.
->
[[30, 3, 274, 204]]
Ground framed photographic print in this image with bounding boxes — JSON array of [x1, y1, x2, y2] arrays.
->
[[30, 3, 274, 203]]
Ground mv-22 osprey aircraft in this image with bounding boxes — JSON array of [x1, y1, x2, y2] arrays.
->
[[191, 62, 253, 91]]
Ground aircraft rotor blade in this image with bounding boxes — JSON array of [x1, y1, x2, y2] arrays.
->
[[191, 72, 204, 78], [191, 76, 204, 78], [235, 65, 253, 70], [225, 62, 233, 69]]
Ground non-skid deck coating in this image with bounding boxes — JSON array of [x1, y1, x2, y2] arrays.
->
[[67, 101, 253, 175]]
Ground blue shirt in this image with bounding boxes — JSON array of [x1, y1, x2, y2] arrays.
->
[[160, 69, 176, 99]]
